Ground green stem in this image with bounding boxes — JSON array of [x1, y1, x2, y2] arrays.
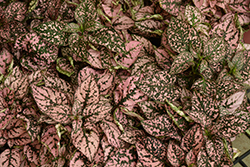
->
[[165, 99, 193, 122], [66, 1, 79, 6], [166, 108, 184, 136]]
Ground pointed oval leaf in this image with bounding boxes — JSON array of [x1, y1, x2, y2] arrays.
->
[[135, 141, 165, 167], [31, 85, 69, 112], [203, 37, 227, 63], [75, 74, 100, 106], [167, 17, 201, 53], [155, 48, 173, 70], [0, 149, 21, 167], [105, 147, 137, 167], [88, 27, 126, 54], [0, 48, 13, 75], [4, 2, 26, 22], [100, 120, 125, 148], [159, 0, 183, 16], [143, 136, 167, 162], [167, 140, 185, 167], [181, 124, 204, 155], [23, 140, 41, 165], [71, 126, 99, 162], [185, 4, 204, 26], [197, 148, 216, 167], [205, 138, 224, 162], [82, 101, 112, 123], [220, 91, 245, 113], [170, 51, 194, 75], [74, 0, 98, 25], [63, 23, 80, 33], [33, 21, 67, 46], [41, 125, 60, 158], [141, 114, 181, 140], [45, 105, 71, 124], [191, 91, 219, 127], [216, 115, 248, 138], [112, 15, 135, 30]]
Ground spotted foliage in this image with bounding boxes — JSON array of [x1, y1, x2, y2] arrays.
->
[[197, 148, 216, 167], [0, 48, 13, 75], [135, 70, 181, 102], [159, 0, 183, 16], [170, 51, 194, 75], [205, 138, 224, 163], [215, 115, 249, 138], [203, 37, 227, 64], [167, 140, 185, 166], [137, 101, 165, 120], [33, 21, 67, 46], [74, 0, 98, 25], [105, 147, 137, 167], [71, 120, 100, 162], [88, 27, 126, 54], [181, 124, 204, 155], [141, 114, 181, 140], [0, 148, 21, 167], [167, 17, 201, 53], [190, 91, 219, 128]]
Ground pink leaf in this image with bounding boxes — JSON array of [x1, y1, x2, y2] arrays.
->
[[71, 124, 100, 162], [100, 120, 125, 148], [41, 125, 60, 158], [0, 48, 13, 75], [116, 41, 142, 68], [75, 74, 100, 106], [105, 147, 137, 167], [0, 148, 21, 167], [70, 151, 90, 167], [31, 85, 69, 112], [167, 140, 185, 167], [141, 114, 181, 140]]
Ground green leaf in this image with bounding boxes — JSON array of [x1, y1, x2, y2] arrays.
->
[[170, 51, 194, 75], [159, 0, 183, 16], [203, 37, 227, 64], [33, 21, 68, 46], [185, 4, 204, 27], [167, 17, 201, 53], [63, 23, 80, 33], [56, 57, 74, 77], [88, 27, 126, 54], [74, 0, 98, 25]]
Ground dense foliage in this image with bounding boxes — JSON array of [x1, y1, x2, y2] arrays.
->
[[0, 0, 250, 166]]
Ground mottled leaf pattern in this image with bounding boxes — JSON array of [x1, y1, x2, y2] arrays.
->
[[71, 121, 100, 162], [205, 138, 224, 162], [190, 91, 219, 127], [0, 149, 21, 167], [0, 48, 13, 75], [181, 124, 204, 155], [136, 141, 165, 167], [119, 130, 145, 144], [88, 27, 126, 54], [167, 140, 185, 166], [197, 148, 216, 167], [74, 0, 98, 25], [41, 125, 60, 158], [137, 101, 164, 120], [33, 21, 67, 46], [216, 115, 248, 138], [167, 17, 201, 53], [75, 74, 100, 106], [135, 70, 181, 102], [105, 147, 137, 167], [159, 0, 183, 16], [100, 120, 125, 148], [170, 51, 194, 74], [141, 114, 181, 140], [203, 38, 227, 63]]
